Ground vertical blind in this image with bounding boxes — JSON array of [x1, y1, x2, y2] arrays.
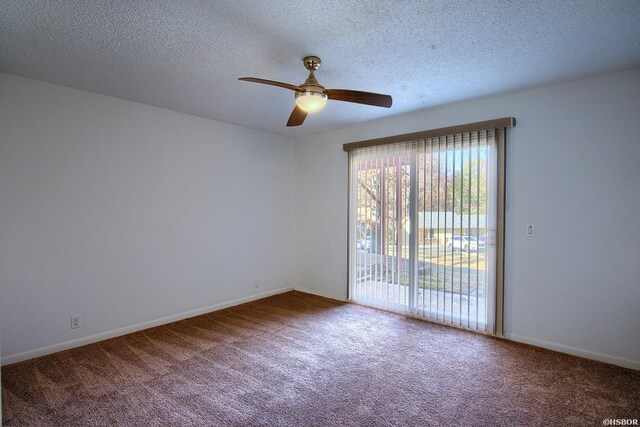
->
[[348, 130, 498, 333]]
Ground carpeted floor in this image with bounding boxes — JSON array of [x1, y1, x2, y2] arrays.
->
[[2, 291, 639, 426]]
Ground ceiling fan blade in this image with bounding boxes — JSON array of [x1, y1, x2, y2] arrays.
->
[[286, 105, 308, 127], [238, 77, 303, 92], [326, 89, 392, 108]]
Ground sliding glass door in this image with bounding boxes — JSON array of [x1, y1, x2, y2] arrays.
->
[[349, 131, 498, 333]]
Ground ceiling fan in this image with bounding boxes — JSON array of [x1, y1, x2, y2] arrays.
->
[[238, 56, 392, 127]]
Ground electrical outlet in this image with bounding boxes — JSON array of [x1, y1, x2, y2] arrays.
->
[[71, 315, 81, 329], [526, 224, 535, 237], [254, 279, 260, 289]]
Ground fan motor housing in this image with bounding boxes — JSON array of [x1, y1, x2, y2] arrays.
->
[[300, 56, 326, 95]]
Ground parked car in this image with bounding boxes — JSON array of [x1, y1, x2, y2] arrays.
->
[[446, 235, 485, 252], [357, 236, 372, 251], [357, 235, 381, 252]]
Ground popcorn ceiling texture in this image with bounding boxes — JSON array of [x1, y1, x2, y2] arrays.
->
[[1, 0, 639, 137]]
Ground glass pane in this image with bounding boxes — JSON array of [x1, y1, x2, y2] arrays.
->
[[353, 155, 411, 311], [416, 134, 490, 328]]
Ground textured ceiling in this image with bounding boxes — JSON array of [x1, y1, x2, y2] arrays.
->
[[2, 0, 640, 137]]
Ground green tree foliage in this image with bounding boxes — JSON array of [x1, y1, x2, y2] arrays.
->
[[446, 157, 487, 214]]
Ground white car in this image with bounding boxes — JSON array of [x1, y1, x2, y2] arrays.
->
[[446, 235, 485, 252], [357, 236, 372, 251]]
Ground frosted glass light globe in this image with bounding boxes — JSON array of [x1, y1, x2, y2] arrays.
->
[[295, 92, 328, 113]]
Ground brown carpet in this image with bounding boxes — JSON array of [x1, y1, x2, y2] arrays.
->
[[2, 291, 639, 426]]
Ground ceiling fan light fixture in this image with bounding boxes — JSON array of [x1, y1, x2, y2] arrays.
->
[[238, 55, 392, 126], [295, 91, 327, 113]]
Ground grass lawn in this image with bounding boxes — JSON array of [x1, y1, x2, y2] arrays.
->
[[381, 245, 487, 271]]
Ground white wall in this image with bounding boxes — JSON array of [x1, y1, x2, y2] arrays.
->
[[0, 73, 295, 363], [2, 68, 639, 371], [294, 68, 640, 369]]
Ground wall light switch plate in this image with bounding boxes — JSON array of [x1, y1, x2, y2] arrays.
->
[[526, 224, 535, 237]]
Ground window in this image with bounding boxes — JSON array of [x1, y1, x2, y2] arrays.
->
[[345, 118, 513, 335]]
